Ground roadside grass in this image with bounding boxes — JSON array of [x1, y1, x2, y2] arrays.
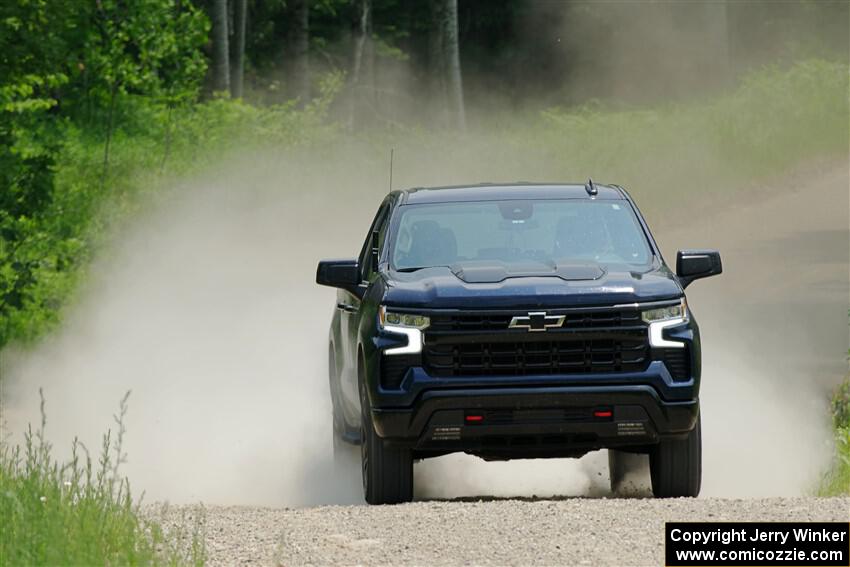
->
[[818, 372, 850, 496], [0, 391, 204, 566]]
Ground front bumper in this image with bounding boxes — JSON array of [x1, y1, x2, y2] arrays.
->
[[373, 385, 697, 457], [369, 361, 699, 457]]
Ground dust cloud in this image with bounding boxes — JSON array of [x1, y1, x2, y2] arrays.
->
[[0, 154, 383, 506], [2, 147, 846, 505]]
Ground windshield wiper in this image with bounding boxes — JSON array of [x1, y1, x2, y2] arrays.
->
[[394, 266, 438, 273]]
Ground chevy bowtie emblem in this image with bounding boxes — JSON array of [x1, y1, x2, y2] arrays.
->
[[508, 311, 565, 332]]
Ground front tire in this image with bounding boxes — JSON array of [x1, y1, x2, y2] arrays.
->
[[360, 375, 413, 505], [650, 414, 702, 498]]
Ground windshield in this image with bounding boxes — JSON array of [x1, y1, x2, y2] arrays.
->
[[390, 199, 653, 271]]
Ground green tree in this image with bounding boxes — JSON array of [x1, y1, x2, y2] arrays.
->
[[288, 0, 311, 103], [81, 0, 208, 180], [210, 0, 230, 93], [0, 0, 208, 347], [0, 0, 81, 346], [231, 0, 248, 98]]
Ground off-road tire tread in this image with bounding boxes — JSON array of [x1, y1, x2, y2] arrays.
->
[[650, 414, 701, 498], [363, 419, 413, 504], [360, 371, 413, 505]]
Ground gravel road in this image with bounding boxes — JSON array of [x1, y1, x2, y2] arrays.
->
[[163, 497, 849, 565]]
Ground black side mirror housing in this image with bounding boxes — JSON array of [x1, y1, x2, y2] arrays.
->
[[676, 249, 722, 289], [316, 259, 360, 290]]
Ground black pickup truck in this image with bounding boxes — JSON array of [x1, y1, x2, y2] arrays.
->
[[317, 181, 721, 504]]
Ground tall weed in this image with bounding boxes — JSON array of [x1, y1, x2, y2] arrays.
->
[[0, 391, 204, 565]]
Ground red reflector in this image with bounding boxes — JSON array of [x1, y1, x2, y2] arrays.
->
[[593, 410, 613, 418], [465, 415, 484, 422]]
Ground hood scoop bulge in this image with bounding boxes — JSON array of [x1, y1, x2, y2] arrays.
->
[[449, 261, 605, 284]]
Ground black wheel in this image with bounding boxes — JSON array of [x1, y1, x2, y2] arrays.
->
[[360, 371, 413, 505], [608, 449, 648, 495], [650, 414, 702, 498]]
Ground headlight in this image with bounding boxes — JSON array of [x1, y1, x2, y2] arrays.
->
[[642, 298, 687, 323], [644, 298, 688, 349], [379, 306, 430, 330]]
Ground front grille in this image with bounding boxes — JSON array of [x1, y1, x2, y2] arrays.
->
[[379, 354, 419, 389], [659, 348, 691, 382], [424, 331, 649, 377], [429, 309, 643, 333]]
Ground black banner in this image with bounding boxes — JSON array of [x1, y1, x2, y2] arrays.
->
[[666, 522, 850, 566]]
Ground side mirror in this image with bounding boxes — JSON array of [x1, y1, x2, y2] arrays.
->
[[316, 258, 360, 290], [676, 249, 722, 289]]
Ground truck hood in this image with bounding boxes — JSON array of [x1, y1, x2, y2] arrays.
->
[[383, 261, 682, 309]]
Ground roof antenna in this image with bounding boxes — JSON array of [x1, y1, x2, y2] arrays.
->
[[585, 177, 597, 196], [388, 148, 394, 193]]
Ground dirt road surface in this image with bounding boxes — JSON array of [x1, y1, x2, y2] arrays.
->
[[155, 162, 849, 566], [172, 497, 848, 565]]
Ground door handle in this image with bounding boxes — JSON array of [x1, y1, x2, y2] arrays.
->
[[336, 303, 357, 313]]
